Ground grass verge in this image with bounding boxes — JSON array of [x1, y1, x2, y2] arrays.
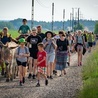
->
[[78, 46, 98, 98]]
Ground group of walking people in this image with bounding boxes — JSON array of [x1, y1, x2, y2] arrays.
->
[[0, 19, 96, 87]]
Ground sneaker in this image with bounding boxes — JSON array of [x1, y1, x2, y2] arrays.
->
[[36, 83, 40, 87], [32, 74, 36, 79], [67, 62, 70, 66], [59, 74, 62, 77], [1, 68, 4, 76], [45, 79, 48, 86], [28, 73, 32, 79], [53, 70, 57, 75], [63, 69, 66, 75], [6, 78, 10, 82], [47, 76, 50, 79], [23, 77, 25, 84], [4, 72, 6, 78], [50, 75, 53, 79], [80, 62, 82, 66], [20, 81, 22, 86]]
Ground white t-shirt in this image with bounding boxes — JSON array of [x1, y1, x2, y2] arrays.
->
[[54, 35, 60, 40]]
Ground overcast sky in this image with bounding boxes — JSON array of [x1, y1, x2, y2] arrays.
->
[[0, 0, 98, 21]]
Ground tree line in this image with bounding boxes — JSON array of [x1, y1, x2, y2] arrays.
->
[[0, 18, 98, 33]]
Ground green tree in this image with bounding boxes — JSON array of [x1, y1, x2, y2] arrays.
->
[[0, 22, 15, 30], [74, 23, 84, 31], [94, 22, 98, 34]]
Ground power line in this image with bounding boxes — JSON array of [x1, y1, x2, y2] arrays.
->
[[36, 0, 49, 8], [39, 0, 50, 8]]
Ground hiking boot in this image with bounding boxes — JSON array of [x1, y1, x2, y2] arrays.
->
[[4, 72, 6, 78], [59, 74, 62, 77], [23, 77, 25, 84], [67, 62, 70, 66], [36, 83, 40, 87], [20, 81, 22, 86], [80, 62, 82, 66], [45, 79, 48, 86], [47, 76, 50, 79], [1, 68, 4, 76], [78, 64, 80, 66], [32, 74, 36, 79], [28, 73, 32, 79], [10, 77, 13, 81], [53, 70, 57, 75], [63, 70, 66, 75], [50, 75, 53, 79], [6, 78, 10, 82]]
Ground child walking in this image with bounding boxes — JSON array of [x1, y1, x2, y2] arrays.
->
[[36, 43, 48, 87], [15, 38, 30, 86]]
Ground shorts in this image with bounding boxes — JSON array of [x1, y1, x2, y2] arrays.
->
[[88, 42, 93, 47], [37, 66, 47, 75], [93, 41, 96, 46], [16, 60, 27, 67], [29, 51, 38, 59], [77, 45, 83, 52], [47, 53, 55, 64]]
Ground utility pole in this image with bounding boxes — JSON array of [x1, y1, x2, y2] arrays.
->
[[63, 9, 65, 30], [72, 8, 74, 32], [78, 8, 80, 29], [70, 13, 72, 31], [74, 11, 77, 31], [52, 3, 54, 31], [31, 0, 34, 29]]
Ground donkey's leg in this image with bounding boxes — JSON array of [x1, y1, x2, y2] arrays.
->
[[1, 62, 5, 76], [5, 62, 10, 82]]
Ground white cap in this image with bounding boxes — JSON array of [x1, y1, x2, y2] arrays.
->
[[32, 27, 37, 31]]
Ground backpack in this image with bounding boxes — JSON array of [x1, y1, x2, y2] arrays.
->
[[44, 38, 55, 52], [76, 36, 84, 45], [17, 46, 28, 55], [75, 36, 86, 54]]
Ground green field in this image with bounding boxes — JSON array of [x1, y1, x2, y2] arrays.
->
[[78, 46, 98, 98], [0, 29, 59, 38], [0, 30, 19, 38], [8, 30, 19, 38]]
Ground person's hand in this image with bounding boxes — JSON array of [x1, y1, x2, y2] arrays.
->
[[52, 40, 54, 44], [37, 62, 40, 65], [45, 42, 49, 45], [68, 52, 71, 56], [36, 62, 40, 66], [22, 54, 28, 57], [52, 39, 55, 45], [22, 54, 25, 57], [17, 55, 22, 58], [19, 53, 24, 57]]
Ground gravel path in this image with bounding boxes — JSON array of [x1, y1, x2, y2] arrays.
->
[[0, 53, 83, 98]]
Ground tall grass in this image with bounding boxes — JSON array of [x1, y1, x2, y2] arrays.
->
[[78, 46, 98, 98]]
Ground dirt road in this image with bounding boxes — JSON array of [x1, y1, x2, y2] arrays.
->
[[0, 52, 83, 98]]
